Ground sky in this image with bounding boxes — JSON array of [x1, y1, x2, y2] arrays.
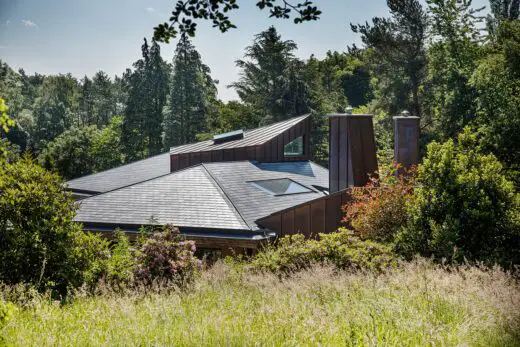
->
[[0, 0, 490, 101]]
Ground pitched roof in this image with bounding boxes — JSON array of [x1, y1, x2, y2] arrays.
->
[[74, 160, 329, 232], [66, 152, 171, 194], [74, 165, 249, 230], [169, 114, 310, 155], [203, 161, 329, 230]]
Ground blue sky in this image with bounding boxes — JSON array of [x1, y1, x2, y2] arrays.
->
[[0, 0, 489, 101]]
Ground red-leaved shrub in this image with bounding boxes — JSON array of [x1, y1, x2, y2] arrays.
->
[[343, 163, 416, 243]]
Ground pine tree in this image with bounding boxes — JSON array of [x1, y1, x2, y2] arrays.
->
[[122, 38, 168, 160], [163, 36, 217, 148]]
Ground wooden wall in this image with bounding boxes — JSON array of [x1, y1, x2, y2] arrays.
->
[[170, 117, 311, 172], [255, 188, 354, 237], [329, 115, 378, 193]]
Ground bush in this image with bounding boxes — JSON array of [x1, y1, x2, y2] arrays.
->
[[72, 230, 135, 290], [343, 163, 415, 243], [396, 128, 520, 264], [134, 225, 202, 286], [0, 155, 83, 295], [250, 229, 396, 274]]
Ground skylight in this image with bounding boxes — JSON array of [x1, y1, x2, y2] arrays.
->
[[213, 129, 244, 144], [250, 178, 313, 196]]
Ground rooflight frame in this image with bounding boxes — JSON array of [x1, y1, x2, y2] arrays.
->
[[248, 178, 315, 197]]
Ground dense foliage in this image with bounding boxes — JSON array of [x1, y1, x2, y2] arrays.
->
[[396, 129, 520, 264], [0, 156, 82, 294], [250, 229, 396, 274]]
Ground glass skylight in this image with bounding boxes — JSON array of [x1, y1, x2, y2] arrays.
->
[[250, 178, 313, 196]]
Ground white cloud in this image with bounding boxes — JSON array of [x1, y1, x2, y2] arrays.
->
[[146, 7, 156, 13], [21, 19, 38, 28]]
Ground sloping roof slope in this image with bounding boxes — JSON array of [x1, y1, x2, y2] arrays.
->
[[203, 161, 329, 230], [74, 160, 329, 232], [74, 165, 249, 230], [170, 114, 310, 155], [66, 152, 171, 194]]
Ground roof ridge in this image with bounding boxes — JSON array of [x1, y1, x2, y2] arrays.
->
[[67, 152, 169, 184], [201, 163, 252, 230]]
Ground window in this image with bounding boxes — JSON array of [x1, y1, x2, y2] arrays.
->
[[250, 178, 313, 196], [284, 136, 304, 156]]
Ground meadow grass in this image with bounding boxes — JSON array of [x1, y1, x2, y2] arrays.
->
[[2, 259, 519, 346]]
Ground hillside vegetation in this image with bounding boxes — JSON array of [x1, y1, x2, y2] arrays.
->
[[2, 260, 519, 346]]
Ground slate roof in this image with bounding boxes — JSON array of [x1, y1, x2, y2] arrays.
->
[[169, 114, 310, 155], [74, 165, 249, 230], [66, 152, 170, 194], [74, 160, 329, 232]]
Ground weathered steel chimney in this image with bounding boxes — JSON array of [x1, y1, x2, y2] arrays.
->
[[328, 113, 378, 193], [393, 111, 420, 169]]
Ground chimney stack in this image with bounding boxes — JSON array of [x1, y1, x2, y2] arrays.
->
[[393, 111, 420, 169], [328, 113, 378, 193]]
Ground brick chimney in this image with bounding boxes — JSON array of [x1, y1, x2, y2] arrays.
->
[[328, 111, 378, 193], [393, 111, 420, 169]]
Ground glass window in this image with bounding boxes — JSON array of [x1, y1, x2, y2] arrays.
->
[[250, 178, 313, 196], [284, 136, 304, 156]]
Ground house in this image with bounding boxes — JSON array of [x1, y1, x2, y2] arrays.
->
[[66, 113, 419, 255]]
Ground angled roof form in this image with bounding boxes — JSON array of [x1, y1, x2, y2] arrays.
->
[[74, 160, 329, 232], [66, 152, 170, 194], [74, 165, 249, 230], [170, 114, 310, 155], [202, 160, 329, 230]]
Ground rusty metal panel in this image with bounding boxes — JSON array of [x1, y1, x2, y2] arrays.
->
[[179, 154, 190, 169], [361, 118, 378, 178], [234, 147, 247, 161], [260, 215, 282, 233], [276, 133, 284, 161], [304, 118, 311, 159], [329, 117, 339, 193], [348, 119, 366, 186], [255, 145, 264, 162], [294, 205, 311, 237], [170, 155, 179, 172], [200, 151, 212, 163], [212, 149, 223, 162], [325, 193, 342, 233], [281, 210, 295, 236], [270, 138, 278, 162], [190, 152, 202, 166], [246, 146, 256, 160], [223, 149, 234, 161], [311, 199, 326, 236], [338, 117, 348, 190]]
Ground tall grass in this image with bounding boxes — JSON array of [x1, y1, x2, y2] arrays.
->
[[2, 259, 519, 346]]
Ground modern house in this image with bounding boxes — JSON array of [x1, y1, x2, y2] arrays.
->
[[66, 112, 419, 255]]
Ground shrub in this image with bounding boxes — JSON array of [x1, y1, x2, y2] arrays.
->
[[0, 300, 18, 344], [0, 155, 83, 295], [343, 163, 415, 243], [71, 230, 135, 290], [134, 225, 202, 286], [396, 128, 520, 264], [250, 229, 396, 274]]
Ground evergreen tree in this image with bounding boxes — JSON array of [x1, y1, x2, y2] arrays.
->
[[231, 26, 309, 124], [351, 0, 427, 119], [163, 36, 217, 148], [122, 38, 168, 160]]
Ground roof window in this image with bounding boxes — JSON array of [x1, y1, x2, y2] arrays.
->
[[213, 129, 244, 144], [250, 178, 313, 196]]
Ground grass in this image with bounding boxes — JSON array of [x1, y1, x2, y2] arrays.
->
[[2, 259, 519, 346]]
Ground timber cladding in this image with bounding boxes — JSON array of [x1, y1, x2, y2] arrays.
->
[[255, 188, 353, 237], [170, 116, 311, 172]]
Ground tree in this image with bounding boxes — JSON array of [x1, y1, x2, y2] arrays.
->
[[0, 97, 15, 155], [351, 0, 428, 119], [0, 155, 83, 295], [163, 36, 217, 148], [90, 115, 125, 172], [122, 39, 168, 160], [231, 26, 309, 124], [38, 125, 98, 180], [153, 0, 321, 42], [422, 0, 484, 140]]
